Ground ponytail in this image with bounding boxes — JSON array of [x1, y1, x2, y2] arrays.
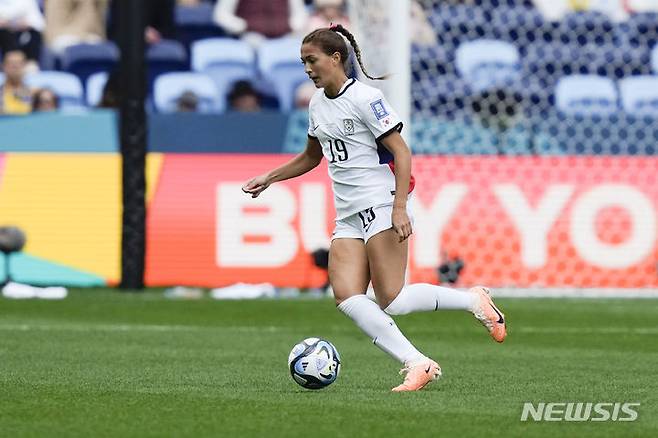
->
[[303, 25, 387, 81], [329, 24, 387, 81]]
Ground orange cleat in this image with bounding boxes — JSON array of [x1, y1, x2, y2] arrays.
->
[[470, 286, 507, 343], [391, 359, 442, 392]]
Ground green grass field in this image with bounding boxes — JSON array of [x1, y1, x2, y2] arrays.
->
[[1, 290, 657, 437]]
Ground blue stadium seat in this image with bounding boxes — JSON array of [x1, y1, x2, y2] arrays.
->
[[147, 40, 188, 91], [39, 46, 58, 71], [558, 11, 615, 46], [586, 43, 652, 79], [175, 3, 224, 49], [60, 42, 119, 85], [153, 72, 220, 113], [488, 6, 554, 47], [191, 38, 256, 112], [473, 0, 534, 7], [86, 72, 108, 107], [522, 42, 591, 90], [456, 39, 520, 91], [429, 5, 489, 47], [652, 44, 658, 74], [619, 76, 658, 116], [411, 74, 473, 118], [25, 71, 84, 109], [411, 43, 454, 79], [257, 37, 308, 112], [619, 12, 658, 48], [555, 75, 618, 116]]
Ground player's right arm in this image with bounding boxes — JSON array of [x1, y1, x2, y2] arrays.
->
[[241, 136, 323, 198]]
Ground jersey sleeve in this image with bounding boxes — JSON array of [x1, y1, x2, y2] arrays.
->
[[357, 88, 403, 141], [307, 108, 317, 138]]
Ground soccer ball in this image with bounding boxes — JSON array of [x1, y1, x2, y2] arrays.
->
[[288, 337, 341, 390]]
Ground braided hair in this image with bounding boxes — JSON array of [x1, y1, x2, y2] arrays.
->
[[302, 24, 386, 81]]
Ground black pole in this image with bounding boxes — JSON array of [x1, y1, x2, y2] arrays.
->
[[117, 0, 147, 290]]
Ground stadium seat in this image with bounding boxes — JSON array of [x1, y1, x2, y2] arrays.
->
[[39, 46, 58, 71], [175, 3, 224, 49], [652, 45, 658, 74], [620, 12, 658, 48], [555, 75, 618, 116], [153, 72, 220, 113], [522, 42, 591, 90], [487, 6, 554, 47], [257, 37, 308, 112], [86, 72, 109, 107], [412, 43, 454, 78], [191, 38, 256, 112], [585, 43, 652, 79], [147, 40, 188, 90], [60, 42, 119, 85], [411, 74, 473, 118], [456, 39, 520, 91], [429, 4, 489, 47], [619, 76, 658, 116], [558, 11, 615, 46], [25, 71, 84, 109]]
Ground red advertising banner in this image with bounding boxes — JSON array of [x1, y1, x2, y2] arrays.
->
[[146, 154, 658, 288]]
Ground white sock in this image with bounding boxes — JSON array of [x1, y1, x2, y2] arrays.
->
[[384, 283, 478, 315], [338, 294, 426, 365]]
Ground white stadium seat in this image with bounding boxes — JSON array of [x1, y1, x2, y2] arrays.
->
[[153, 72, 221, 113], [555, 75, 618, 116]]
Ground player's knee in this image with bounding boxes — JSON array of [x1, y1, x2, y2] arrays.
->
[[382, 292, 407, 315], [333, 290, 360, 307]]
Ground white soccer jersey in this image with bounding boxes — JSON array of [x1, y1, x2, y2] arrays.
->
[[307, 78, 413, 220]]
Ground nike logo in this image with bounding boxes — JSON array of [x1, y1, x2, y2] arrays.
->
[[425, 365, 431, 374], [434, 299, 439, 311], [312, 125, 319, 131], [490, 304, 505, 324]]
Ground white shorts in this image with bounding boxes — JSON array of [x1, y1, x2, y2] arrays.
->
[[331, 202, 414, 244]]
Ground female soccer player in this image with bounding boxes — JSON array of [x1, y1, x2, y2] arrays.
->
[[242, 25, 507, 392]]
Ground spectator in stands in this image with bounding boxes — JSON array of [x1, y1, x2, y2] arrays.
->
[[0, 0, 44, 72], [97, 70, 120, 108], [0, 50, 32, 114], [108, 0, 175, 45], [213, 0, 308, 47], [305, 0, 350, 33], [44, 0, 109, 54], [227, 80, 262, 112], [32, 88, 59, 112], [176, 90, 199, 112]]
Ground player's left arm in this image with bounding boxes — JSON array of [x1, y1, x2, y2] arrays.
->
[[380, 131, 413, 242]]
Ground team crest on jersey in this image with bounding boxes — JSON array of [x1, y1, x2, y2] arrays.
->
[[370, 99, 389, 120], [343, 118, 355, 135]]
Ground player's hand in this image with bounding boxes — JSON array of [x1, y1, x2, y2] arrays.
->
[[242, 175, 271, 198], [392, 206, 412, 242]]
